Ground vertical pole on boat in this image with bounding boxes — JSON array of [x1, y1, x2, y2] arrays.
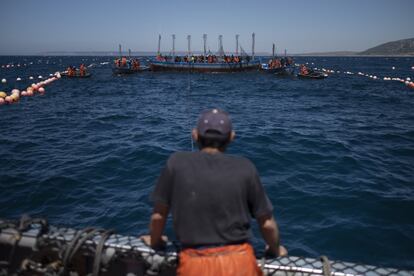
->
[[252, 33, 255, 60], [128, 49, 131, 58], [272, 43, 275, 59], [203, 34, 207, 58], [119, 44, 122, 58], [236, 34, 239, 56], [187, 35, 191, 57], [218, 35, 223, 57], [172, 34, 176, 60], [284, 49, 287, 57], [157, 34, 161, 56]]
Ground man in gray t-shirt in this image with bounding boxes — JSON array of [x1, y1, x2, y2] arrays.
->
[[142, 109, 287, 276]]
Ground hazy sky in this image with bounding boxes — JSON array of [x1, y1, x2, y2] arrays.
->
[[0, 0, 413, 54]]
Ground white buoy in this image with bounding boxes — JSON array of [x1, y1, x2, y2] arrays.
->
[[16, 77, 21, 81], [38, 75, 43, 79], [392, 66, 395, 70], [373, 76, 377, 80], [1, 79, 6, 83], [406, 77, 411, 81], [49, 74, 54, 77], [29, 76, 34, 80], [411, 66, 414, 70]]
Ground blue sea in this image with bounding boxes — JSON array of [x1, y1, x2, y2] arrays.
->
[[0, 56, 413, 270]]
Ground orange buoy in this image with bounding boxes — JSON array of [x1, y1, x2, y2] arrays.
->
[[21, 91, 27, 96], [5, 96, 13, 103], [38, 87, 45, 94], [0, 98, 5, 105]]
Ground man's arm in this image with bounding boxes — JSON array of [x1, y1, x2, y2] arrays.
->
[[257, 213, 288, 257], [148, 203, 169, 249]]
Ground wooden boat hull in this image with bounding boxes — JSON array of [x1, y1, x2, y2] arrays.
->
[[150, 60, 260, 72], [112, 66, 149, 75], [297, 72, 328, 79], [261, 65, 294, 75], [61, 72, 91, 78]]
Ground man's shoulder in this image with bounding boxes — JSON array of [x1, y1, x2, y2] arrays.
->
[[166, 151, 195, 165], [224, 154, 256, 170]]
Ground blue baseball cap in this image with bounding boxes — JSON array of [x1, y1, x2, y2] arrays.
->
[[197, 109, 232, 138]]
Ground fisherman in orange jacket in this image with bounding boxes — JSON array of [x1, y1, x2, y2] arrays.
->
[[79, 64, 86, 76], [142, 109, 287, 276]]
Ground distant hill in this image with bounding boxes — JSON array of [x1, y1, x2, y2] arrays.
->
[[359, 38, 414, 56]]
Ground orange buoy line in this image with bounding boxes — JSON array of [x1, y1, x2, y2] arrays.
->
[[0, 72, 61, 106]]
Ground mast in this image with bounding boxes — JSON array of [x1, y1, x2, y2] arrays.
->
[[118, 44, 122, 58], [218, 35, 224, 57], [128, 49, 131, 58], [172, 34, 176, 59], [157, 34, 161, 56], [236, 34, 239, 56], [187, 35, 191, 56], [252, 32, 255, 60], [284, 49, 287, 57], [272, 43, 275, 59], [203, 34, 207, 57]]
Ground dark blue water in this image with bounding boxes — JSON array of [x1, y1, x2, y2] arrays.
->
[[1, 56, 413, 269]]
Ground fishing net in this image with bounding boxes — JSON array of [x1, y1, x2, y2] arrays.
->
[[0, 217, 412, 276]]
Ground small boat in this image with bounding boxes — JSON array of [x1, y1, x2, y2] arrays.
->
[[112, 65, 149, 75], [261, 64, 295, 76], [61, 72, 92, 78], [297, 71, 328, 79], [112, 45, 148, 75]]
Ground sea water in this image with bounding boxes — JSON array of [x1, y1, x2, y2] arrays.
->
[[0, 56, 413, 269]]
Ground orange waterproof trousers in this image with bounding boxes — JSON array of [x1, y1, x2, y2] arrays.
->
[[177, 243, 263, 276]]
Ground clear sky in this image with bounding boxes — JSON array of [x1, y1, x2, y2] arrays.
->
[[0, 0, 413, 55]]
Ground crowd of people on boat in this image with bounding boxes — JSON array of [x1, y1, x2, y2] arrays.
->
[[267, 57, 294, 69], [156, 54, 251, 64], [66, 64, 87, 77], [114, 57, 140, 70]]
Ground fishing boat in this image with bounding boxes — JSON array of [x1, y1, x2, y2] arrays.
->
[[1, 216, 412, 276], [297, 71, 328, 79], [112, 45, 148, 75], [261, 44, 295, 76], [61, 72, 92, 78], [149, 34, 260, 72], [150, 59, 260, 72]]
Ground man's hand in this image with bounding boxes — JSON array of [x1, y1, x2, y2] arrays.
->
[[140, 234, 168, 249], [265, 244, 288, 257]]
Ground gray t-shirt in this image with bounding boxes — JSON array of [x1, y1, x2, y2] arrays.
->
[[151, 151, 273, 247]]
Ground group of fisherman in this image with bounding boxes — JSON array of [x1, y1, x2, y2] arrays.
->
[[156, 54, 251, 64], [299, 64, 311, 75], [114, 57, 140, 70], [267, 57, 294, 69], [66, 64, 87, 77]]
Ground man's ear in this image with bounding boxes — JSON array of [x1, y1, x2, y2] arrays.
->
[[230, 131, 236, 142], [192, 129, 199, 142]]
